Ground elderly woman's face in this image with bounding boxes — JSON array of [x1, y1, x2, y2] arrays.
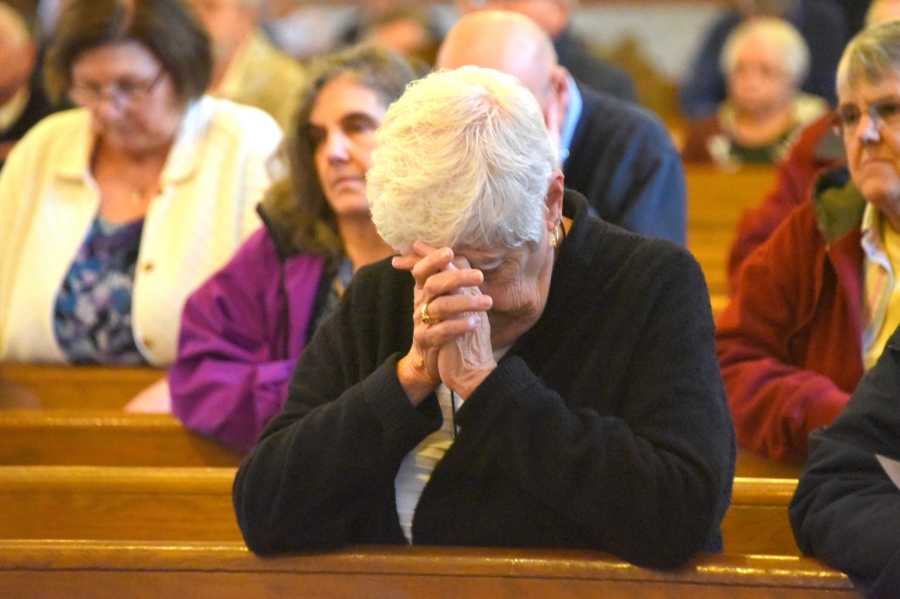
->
[[70, 41, 184, 156], [839, 72, 900, 220], [309, 75, 386, 219], [727, 37, 795, 116], [454, 233, 556, 350]]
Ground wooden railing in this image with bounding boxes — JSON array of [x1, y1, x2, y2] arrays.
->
[[0, 466, 800, 556], [0, 410, 243, 467], [0, 541, 857, 599], [0, 408, 796, 476], [0, 364, 165, 410]]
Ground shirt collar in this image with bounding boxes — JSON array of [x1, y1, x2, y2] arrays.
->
[[558, 73, 582, 166], [861, 202, 887, 259]]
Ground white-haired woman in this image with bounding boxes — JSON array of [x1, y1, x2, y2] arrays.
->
[[682, 16, 829, 166], [233, 66, 735, 570]]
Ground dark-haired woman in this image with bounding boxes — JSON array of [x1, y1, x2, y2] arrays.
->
[[168, 46, 418, 451]]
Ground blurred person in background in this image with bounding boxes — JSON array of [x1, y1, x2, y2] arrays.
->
[[681, 17, 828, 166], [727, 0, 900, 288], [360, 7, 444, 69], [437, 10, 686, 244], [169, 46, 418, 450], [0, 0, 282, 410], [187, 0, 307, 130], [0, 2, 54, 168], [681, 0, 848, 119], [457, 0, 637, 103]]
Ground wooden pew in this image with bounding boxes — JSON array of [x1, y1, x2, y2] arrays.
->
[[736, 448, 801, 479], [0, 540, 857, 599], [0, 466, 802, 556], [0, 410, 797, 477], [0, 364, 165, 409], [0, 410, 243, 467], [723, 477, 798, 556], [685, 165, 777, 297]]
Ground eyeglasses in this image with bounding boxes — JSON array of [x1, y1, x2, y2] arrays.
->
[[69, 68, 166, 109], [835, 98, 900, 136]]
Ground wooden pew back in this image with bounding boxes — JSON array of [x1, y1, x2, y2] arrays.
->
[[685, 165, 777, 299], [0, 364, 164, 409], [0, 410, 243, 467], [0, 466, 801, 556], [0, 540, 857, 599], [0, 410, 801, 478]]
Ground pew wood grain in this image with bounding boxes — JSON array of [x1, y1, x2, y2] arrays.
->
[[685, 165, 777, 297], [0, 540, 857, 599], [0, 410, 797, 477], [0, 364, 165, 409], [0, 410, 243, 467], [0, 467, 802, 556]]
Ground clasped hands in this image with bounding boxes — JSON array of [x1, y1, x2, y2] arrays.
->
[[394, 240, 497, 405]]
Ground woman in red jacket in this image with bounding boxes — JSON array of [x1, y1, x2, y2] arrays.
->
[[718, 19, 900, 463]]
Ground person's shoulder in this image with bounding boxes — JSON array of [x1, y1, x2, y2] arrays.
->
[[16, 107, 88, 144], [3, 107, 90, 171], [571, 201, 695, 275], [249, 31, 308, 80], [230, 226, 280, 265], [577, 84, 670, 141], [349, 257, 408, 292], [191, 227, 279, 291], [196, 96, 284, 141]]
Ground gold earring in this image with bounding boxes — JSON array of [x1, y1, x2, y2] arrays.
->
[[551, 225, 560, 248]]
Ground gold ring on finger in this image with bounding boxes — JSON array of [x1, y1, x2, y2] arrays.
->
[[421, 302, 436, 325]]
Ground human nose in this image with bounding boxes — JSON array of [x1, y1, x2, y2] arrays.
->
[[91, 92, 128, 120], [323, 130, 351, 163], [859, 107, 884, 143]]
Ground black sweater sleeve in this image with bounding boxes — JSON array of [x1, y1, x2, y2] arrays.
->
[[790, 329, 900, 598], [232, 265, 438, 553]]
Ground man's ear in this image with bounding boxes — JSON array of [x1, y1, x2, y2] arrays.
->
[[544, 169, 565, 229], [550, 65, 570, 111], [543, 67, 570, 152]]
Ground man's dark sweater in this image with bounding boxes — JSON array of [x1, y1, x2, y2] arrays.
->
[[565, 83, 687, 245]]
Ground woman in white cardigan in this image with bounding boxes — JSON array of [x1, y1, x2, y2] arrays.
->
[[0, 0, 282, 405]]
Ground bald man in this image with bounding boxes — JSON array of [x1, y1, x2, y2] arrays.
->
[[0, 2, 54, 168], [437, 10, 686, 245], [457, 0, 636, 102]]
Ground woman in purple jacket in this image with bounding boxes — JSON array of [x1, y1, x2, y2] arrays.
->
[[168, 46, 419, 451]]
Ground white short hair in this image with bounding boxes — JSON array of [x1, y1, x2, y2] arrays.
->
[[368, 66, 555, 254], [837, 20, 900, 92], [720, 17, 810, 85]]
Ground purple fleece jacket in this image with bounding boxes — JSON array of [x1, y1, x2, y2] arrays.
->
[[169, 226, 326, 451]]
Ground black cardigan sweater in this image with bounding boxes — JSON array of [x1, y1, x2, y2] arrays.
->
[[233, 191, 735, 570]]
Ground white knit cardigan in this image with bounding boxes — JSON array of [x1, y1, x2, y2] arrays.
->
[[0, 96, 282, 365]]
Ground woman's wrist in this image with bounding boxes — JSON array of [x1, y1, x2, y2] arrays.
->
[[396, 354, 438, 406]]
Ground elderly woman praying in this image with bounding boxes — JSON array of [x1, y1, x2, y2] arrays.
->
[[233, 66, 735, 570]]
